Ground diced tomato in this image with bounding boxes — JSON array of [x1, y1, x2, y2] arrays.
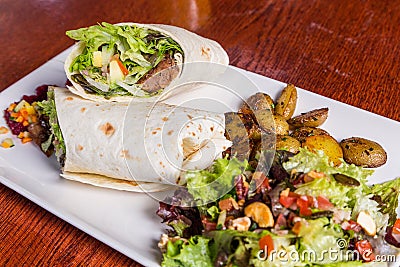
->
[[392, 218, 400, 235], [316, 195, 334, 210], [297, 196, 312, 216], [259, 235, 274, 257], [355, 240, 375, 262], [280, 195, 298, 209], [260, 177, 271, 191], [254, 172, 271, 192], [279, 189, 300, 209]]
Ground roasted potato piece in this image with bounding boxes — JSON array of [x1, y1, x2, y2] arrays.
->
[[276, 135, 301, 154], [288, 107, 329, 128], [291, 126, 330, 143], [256, 113, 289, 135], [239, 92, 275, 116], [252, 109, 274, 133], [224, 112, 254, 160], [340, 137, 387, 168], [225, 112, 250, 143], [302, 135, 343, 166], [273, 114, 290, 135], [275, 84, 297, 120]]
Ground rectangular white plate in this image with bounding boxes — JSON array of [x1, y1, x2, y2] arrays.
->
[[1, 48, 399, 267]]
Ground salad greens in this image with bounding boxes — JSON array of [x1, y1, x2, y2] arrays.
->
[[184, 157, 248, 205], [37, 90, 65, 160], [66, 22, 183, 98], [371, 178, 400, 226], [157, 149, 400, 266]]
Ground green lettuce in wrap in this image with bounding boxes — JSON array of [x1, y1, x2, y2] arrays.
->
[[65, 22, 229, 102]]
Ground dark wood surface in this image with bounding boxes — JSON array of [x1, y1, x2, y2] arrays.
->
[[1, 0, 399, 266]]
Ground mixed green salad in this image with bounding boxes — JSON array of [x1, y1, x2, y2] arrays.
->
[[157, 149, 400, 266], [66, 22, 183, 98]]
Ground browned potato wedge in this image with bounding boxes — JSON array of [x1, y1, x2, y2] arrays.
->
[[288, 107, 329, 128], [252, 109, 274, 134], [256, 113, 289, 135], [302, 135, 343, 166], [291, 126, 331, 143], [224, 112, 250, 143], [273, 114, 290, 135], [275, 84, 297, 120], [340, 137, 387, 168], [239, 92, 275, 115], [276, 135, 301, 153]]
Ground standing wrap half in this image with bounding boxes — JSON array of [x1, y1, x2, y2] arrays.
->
[[64, 22, 229, 102], [44, 87, 231, 192]]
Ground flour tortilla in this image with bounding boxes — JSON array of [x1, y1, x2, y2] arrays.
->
[[64, 23, 229, 102], [53, 87, 231, 192]]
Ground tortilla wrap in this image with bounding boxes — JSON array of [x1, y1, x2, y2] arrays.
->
[[53, 87, 231, 192], [64, 23, 229, 102]]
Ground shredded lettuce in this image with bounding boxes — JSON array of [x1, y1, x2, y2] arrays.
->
[[184, 157, 248, 205], [206, 206, 220, 221], [283, 148, 373, 183], [36, 90, 65, 159], [66, 22, 183, 97], [370, 177, 400, 226], [352, 193, 389, 234], [296, 218, 352, 265], [161, 236, 213, 267]]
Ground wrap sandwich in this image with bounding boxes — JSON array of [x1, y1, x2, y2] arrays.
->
[[17, 86, 231, 192], [64, 22, 229, 102]]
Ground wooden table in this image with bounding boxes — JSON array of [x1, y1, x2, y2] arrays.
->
[[1, 0, 399, 266]]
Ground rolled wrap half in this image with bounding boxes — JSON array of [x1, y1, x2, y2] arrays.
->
[[51, 87, 231, 192], [64, 22, 229, 102]]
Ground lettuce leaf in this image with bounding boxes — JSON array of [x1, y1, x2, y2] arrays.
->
[[37, 90, 65, 160], [184, 157, 247, 205], [161, 236, 213, 267], [283, 148, 373, 184], [370, 177, 400, 226], [296, 218, 350, 265]]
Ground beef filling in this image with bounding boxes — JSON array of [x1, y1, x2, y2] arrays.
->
[[138, 54, 179, 93]]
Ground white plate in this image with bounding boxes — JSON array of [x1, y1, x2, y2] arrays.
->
[[1, 48, 399, 267]]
